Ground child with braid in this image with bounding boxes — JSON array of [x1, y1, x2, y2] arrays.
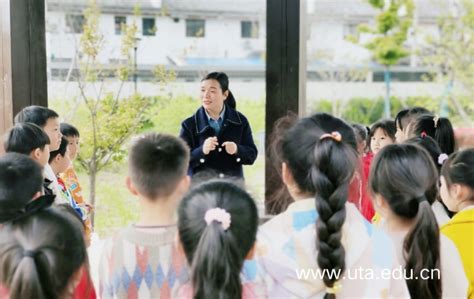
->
[[370, 144, 468, 298], [258, 113, 408, 298]]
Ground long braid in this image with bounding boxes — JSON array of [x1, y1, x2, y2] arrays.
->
[[311, 136, 357, 298]]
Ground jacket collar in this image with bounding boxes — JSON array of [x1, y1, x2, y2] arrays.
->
[[195, 104, 242, 134]]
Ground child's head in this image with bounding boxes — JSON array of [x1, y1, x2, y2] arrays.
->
[[0, 206, 87, 298], [406, 114, 455, 155], [352, 123, 369, 156], [281, 113, 358, 296], [60, 123, 80, 161], [127, 133, 190, 200], [405, 135, 443, 173], [394, 107, 430, 143], [440, 149, 474, 212], [14, 105, 62, 151], [0, 153, 44, 223], [48, 137, 71, 175], [178, 180, 258, 298], [369, 144, 440, 298], [368, 119, 396, 155], [4, 123, 51, 167]]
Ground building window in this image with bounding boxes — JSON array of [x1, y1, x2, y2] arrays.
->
[[115, 16, 126, 35], [343, 23, 359, 39], [65, 14, 85, 33], [142, 18, 156, 36], [241, 21, 259, 38], [186, 19, 205, 37]]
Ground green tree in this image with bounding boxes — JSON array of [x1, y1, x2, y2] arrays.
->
[[73, 0, 175, 224], [421, 0, 474, 125], [349, 0, 414, 118]]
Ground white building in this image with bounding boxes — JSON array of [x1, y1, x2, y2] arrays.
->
[[45, 0, 453, 100]]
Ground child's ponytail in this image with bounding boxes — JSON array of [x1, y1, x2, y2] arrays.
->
[[410, 114, 455, 155], [178, 181, 258, 299], [369, 144, 441, 299], [404, 198, 442, 299], [0, 207, 87, 299], [191, 219, 242, 298], [7, 249, 54, 299], [434, 117, 455, 155]]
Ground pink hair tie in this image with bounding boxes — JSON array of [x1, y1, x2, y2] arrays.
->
[[204, 208, 231, 230], [320, 131, 342, 142], [420, 131, 427, 138]]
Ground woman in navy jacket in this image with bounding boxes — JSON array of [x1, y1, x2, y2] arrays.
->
[[179, 72, 258, 179]]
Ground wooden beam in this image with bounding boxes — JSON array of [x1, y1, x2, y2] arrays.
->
[[265, 0, 301, 213], [0, 0, 13, 134], [10, 0, 48, 115]]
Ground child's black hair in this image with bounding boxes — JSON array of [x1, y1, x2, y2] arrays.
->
[[14, 105, 59, 128], [408, 114, 455, 155], [48, 137, 69, 163], [129, 133, 190, 198], [441, 149, 474, 193], [202, 72, 236, 110], [281, 113, 358, 299], [60, 123, 80, 138], [368, 119, 396, 150], [178, 180, 258, 299], [405, 136, 442, 173], [395, 107, 431, 131], [4, 123, 50, 155], [0, 206, 86, 299], [369, 144, 441, 299], [0, 153, 44, 223]]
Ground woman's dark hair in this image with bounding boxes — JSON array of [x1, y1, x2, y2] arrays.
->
[[202, 72, 236, 109], [48, 137, 69, 163], [4, 122, 50, 155], [178, 180, 258, 299], [0, 153, 44, 223], [368, 119, 396, 150], [0, 206, 87, 299], [369, 144, 441, 299], [395, 107, 431, 131], [441, 149, 474, 192], [60, 123, 80, 138], [408, 114, 455, 155], [281, 113, 358, 299]]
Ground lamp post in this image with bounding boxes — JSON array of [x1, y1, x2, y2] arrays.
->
[[133, 37, 141, 93]]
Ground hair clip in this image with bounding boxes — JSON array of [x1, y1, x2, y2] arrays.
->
[[420, 131, 427, 138], [438, 153, 449, 165], [204, 208, 231, 230], [326, 281, 342, 294], [433, 115, 440, 128], [320, 131, 342, 142]]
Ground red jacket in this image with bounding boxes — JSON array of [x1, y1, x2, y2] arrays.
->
[[348, 153, 375, 221]]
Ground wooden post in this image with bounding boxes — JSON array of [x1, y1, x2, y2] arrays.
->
[[0, 0, 48, 136]]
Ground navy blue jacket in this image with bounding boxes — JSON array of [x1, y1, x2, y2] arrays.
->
[[179, 105, 258, 178]]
